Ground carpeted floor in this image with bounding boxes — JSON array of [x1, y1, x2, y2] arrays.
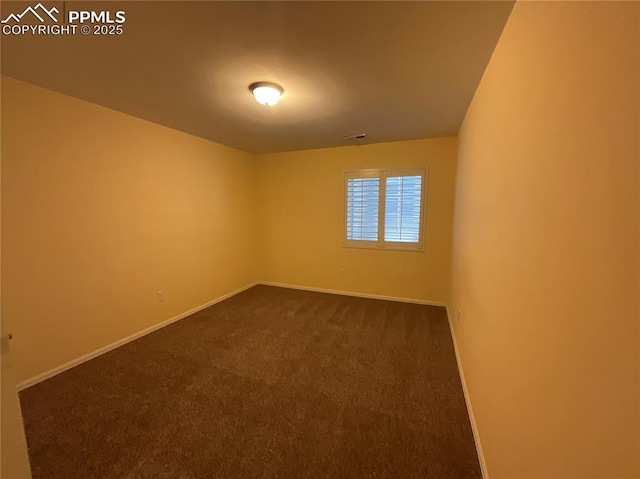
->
[[20, 285, 481, 478]]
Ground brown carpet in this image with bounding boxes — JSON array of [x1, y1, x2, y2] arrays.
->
[[20, 285, 481, 478]]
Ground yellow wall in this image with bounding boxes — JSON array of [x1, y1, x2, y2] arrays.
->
[[255, 138, 457, 304], [2, 77, 259, 384], [450, 2, 640, 478], [1, 81, 33, 476]]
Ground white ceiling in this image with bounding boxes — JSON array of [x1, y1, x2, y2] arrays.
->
[[1, 1, 514, 153]]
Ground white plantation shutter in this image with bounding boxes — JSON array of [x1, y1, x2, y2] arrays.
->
[[384, 175, 422, 243], [344, 169, 426, 250], [346, 177, 379, 241]]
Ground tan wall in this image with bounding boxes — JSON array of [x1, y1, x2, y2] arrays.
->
[[1, 83, 33, 476], [2, 77, 258, 384], [450, 2, 640, 478], [255, 138, 457, 303]]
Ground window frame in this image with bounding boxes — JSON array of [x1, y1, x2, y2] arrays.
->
[[343, 168, 427, 252]]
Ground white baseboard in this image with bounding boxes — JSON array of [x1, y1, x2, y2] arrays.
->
[[445, 306, 489, 479], [258, 281, 448, 307], [16, 282, 258, 391]]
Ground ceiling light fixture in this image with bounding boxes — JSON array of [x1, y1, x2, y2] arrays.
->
[[249, 82, 283, 106]]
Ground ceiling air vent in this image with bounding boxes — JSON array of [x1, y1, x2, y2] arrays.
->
[[344, 133, 366, 141]]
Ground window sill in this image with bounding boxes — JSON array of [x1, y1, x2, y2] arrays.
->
[[343, 243, 425, 253]]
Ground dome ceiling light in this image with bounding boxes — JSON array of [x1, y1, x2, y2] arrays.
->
[[249, 82, 283, 106]]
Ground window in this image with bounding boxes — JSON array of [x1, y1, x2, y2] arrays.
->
[[345, 168, 426, 250]]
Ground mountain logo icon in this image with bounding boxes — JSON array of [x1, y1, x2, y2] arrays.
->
[[1, 3, 59, 24]]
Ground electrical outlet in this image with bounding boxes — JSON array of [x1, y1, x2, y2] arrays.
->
[[339, 268, 345, 278], [157, 290, 165, 303], [456, 310, 461, 323]]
